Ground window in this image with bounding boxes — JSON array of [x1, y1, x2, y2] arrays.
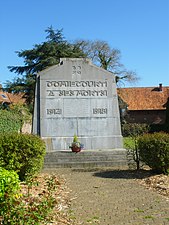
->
[[0, 94, 7, 99]]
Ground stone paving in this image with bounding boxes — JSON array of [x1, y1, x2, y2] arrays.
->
[[52, 168, 169, 225]]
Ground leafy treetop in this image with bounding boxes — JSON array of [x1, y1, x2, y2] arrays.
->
[[8, 26, 86, 75]]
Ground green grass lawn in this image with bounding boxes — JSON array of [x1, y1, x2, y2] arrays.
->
[[123, 137, 135, 149]]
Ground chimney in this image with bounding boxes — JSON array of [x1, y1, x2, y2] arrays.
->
[[159, 83, 162, 91]]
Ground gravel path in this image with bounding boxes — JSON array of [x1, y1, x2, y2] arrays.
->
[[50, 168, 169, 225]]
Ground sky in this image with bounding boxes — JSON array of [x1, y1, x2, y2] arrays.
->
[[0, 0, 169, 87]]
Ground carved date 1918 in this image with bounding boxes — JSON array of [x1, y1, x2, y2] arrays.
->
[[93, 108, 107, 114]]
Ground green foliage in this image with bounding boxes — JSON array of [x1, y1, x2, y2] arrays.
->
[[12, 104, 32, 121], [122, 123, 149, 170], [123, 137, 135, 150], [122, 123, 150, 137], [0, 109, 22, 133], [6, 26, 86, 106], [5, 74, 36, 106], [0, 175, 60, 224], [69, 135, 84, 152], [138, 132, 169, 174], [8, 27, 85, 75], [73, 134, 79, 143], [0, 104, 31, 133], [0, 168, 20, 202], [0, 133, 46, 180]]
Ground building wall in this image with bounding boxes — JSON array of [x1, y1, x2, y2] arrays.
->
[[126, 110, 166, 124]]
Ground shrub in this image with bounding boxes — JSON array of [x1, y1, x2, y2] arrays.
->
[[122, 123, 149, 137], [0, 174, 62, 224], [0, 104, 32, 134], [123, 137, 135, 150], [0, 133, 46, 180], [0, 109, 22, 133], [138, 132, 169, 174], [122, 123, 149, 170], [0, 167, 20, 202]]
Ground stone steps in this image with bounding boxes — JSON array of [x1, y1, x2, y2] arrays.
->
[[43, 149, 128, 169]]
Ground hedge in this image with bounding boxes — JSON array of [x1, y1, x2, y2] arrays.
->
[[138, 132, 169, 174], [0, 133, 46, 180]]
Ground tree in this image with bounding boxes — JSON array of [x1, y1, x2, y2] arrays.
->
[[6, 26, 86, 108], [74, 39, 139, 85], [8, 26, 86, 75], [5, 74, 36, 106]]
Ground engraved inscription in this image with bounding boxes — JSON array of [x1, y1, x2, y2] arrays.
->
[[93, 108, 108, 114], [46, 80, 107, 88], [58, 90, 107, 97], [47, 109, 62, 115], [46, 80, 108, 98], [48, 91, 54, 96], [72, 65, 81, 75]]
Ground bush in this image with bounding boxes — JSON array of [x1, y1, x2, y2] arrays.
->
[[0, 174, 61, 225], [123, 137, 135, 150], [0, 109, 22, 133], [0, 167, 20, 202], [122, 123, 149, 137], [122, 123, 150, 170], [0, 104, 32, 134], [0, 133, 46, 180], [138, 132, 169, 174]]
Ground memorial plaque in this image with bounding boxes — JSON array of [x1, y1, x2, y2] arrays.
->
[[63, 99, 91, 117], [33, 58, 123, 151]]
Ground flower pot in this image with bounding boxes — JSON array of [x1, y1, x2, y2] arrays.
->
[[71, 146, 81, 153]]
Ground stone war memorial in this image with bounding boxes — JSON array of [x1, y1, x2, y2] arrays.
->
[[33, 58, 127, 167]]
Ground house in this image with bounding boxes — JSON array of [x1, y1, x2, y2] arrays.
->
[[0, 91, 26, 107], [0, 92, 11, 105], [118, 84, 169, 124]]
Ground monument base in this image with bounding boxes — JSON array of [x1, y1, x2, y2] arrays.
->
[[42, 135, 124, 152], [43, 148, 128, 169]]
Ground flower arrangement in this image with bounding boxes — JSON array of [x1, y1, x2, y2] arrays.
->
[[69, 135, 84, 153]]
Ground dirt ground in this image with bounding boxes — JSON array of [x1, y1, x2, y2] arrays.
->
[[51, 168, 169, 225]]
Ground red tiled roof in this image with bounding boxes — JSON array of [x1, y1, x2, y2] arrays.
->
[[0, 91, 26, 104], [0, 92, 10, 103], [118, 86, 169, 110], [7, 93, 26, 104]]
